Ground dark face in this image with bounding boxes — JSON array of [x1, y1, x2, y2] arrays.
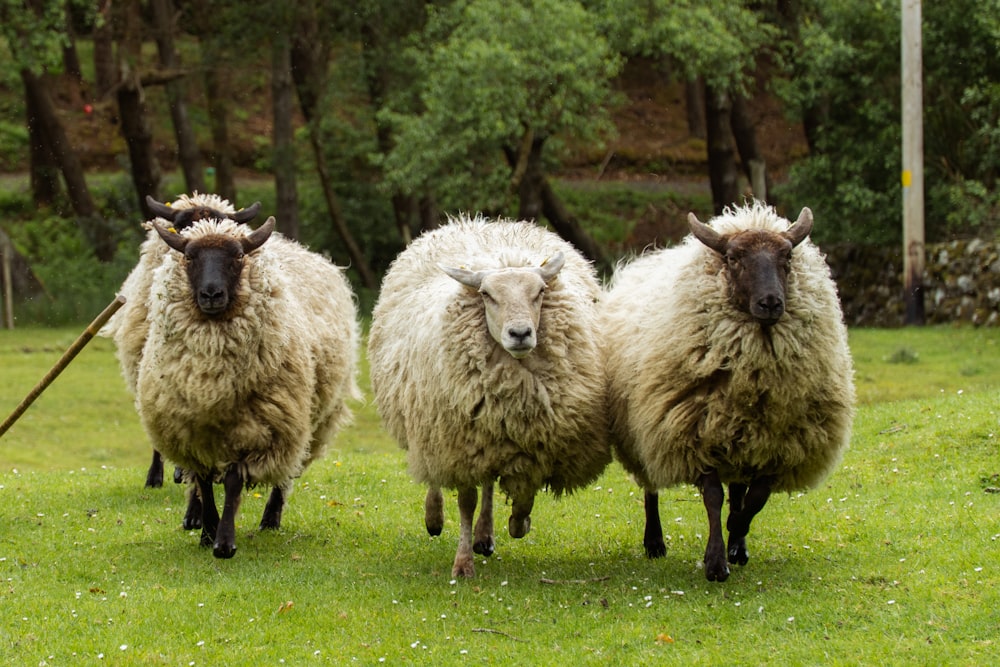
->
[[182, 237, 246, 317], [721, 231, 794, 326]]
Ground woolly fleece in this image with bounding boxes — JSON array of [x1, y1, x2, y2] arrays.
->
[[603, 201, 855, 493], [120, 217, 360, 485], [368, 215, 611, 502]]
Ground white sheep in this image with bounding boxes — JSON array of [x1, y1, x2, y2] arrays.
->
[[368, 214, 611, 577], [103, 193, 262, 493], [602, 201, 855, 581], [114, 212, 359, 558]]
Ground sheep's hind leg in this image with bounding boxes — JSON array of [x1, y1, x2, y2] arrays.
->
[[213, 465, 244, 559], [425, 486, 444, 536], [182, 481, 203, 530], [260, 482, 288, 530], [508, 494, 534, 539], [145, 450, 164, 488], [699, 470, 729, 582], [473, 480, 495, 557], [196, 474, 219, 549], [643, 490, 667, 558], [452, 486, 478, 578], [726, 477, 772, 567]]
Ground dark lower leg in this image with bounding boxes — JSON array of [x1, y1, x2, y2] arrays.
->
[[700, 469, 729, 582], [726, 477, 772, 566], [508, 494, 534, 539], [452, 486, 478, 577], [213, 465, 243, 559], [425, 486, 444, 536], [473, 480, 495, 557], [197, 474, 219, 548], [260, 485, 285, 530], [643, 490, 667, 558]]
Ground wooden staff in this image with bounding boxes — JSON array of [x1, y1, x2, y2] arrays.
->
[[0, 294, 126, 439]]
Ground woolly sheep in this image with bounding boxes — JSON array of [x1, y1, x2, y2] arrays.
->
[[117, 212, 359, 558], [602, 201, 855, 582], [368, 215, 611, 577], [103, 193, 262, 493]]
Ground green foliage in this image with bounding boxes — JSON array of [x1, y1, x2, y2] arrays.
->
[[1, 326, 999, 664], [775, 0, 1000, 244], [381, 0, 622, 212], [591, 0, 775, 92]]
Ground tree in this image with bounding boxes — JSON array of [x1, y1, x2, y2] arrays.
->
[[592, 0, 776, 214], [381, 0, 621, 269], [151, 0, 205, 194]]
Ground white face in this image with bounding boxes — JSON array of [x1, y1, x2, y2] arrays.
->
[[440, 251, 565, 359], [478, 269, 548, 358]]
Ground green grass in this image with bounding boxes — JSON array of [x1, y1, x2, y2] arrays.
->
[[1, 326, 998, 664]]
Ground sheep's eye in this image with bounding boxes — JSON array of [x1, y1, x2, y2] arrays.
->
[[534, 288, 545, 302], [725, 254, 741, 270], [481, 290, 495, 304]]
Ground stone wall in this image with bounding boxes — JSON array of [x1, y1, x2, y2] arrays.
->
[[823, 239, 1000, 327]]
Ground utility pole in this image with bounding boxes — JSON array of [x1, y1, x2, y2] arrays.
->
[[901, 0, 925, 324]]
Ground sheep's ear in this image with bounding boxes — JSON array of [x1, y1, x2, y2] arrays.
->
[[242, 216, 275, 254], [784, 207, 813, 248], [537, 251, 565, 284], [230, 201, 261, 223], [688, 213, 727, 255], [152, 220, 188, 253], [146, 195, 176, 221], [440, 263, 485, 290]]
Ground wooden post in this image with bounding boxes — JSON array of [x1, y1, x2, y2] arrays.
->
[[0, 295, 125, 439], [901, 0, 925, 324]]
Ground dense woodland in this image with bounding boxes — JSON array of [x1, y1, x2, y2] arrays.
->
[[0, 0, 998, 322]]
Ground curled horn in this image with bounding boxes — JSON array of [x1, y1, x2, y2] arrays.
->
[[146, 195, 177, 220], [229, 201, 261, 223]]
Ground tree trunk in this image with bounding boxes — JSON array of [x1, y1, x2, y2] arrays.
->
[[24, 74, 62, 206], [200, 44, 237, 203], [704, 85, 740, 215], [685, 77, 706, 139], [730, 93, 770, 202], [21, 69, 119, 263], [272, 36, 299, 240], [505, 137, 609, 272], [93, 1, 115, 99], [151, 0, 205, 194], [289, 24, 378, 288]]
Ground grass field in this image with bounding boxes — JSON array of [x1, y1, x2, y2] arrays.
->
[[1, 325, 998, 664]]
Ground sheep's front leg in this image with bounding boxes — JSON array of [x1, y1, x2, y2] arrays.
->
[[643, 490, 667, 558], [699, 469, 729, 582], [473, 480, 495, 557], [260, 482, 288, 530], [726, 477, 772, 567], [452, 486, 478, 578], [196, 474, 219, 548], [425, 485, 444, 536], [213, 465, 243, 559], [145, 450, 164, 488]]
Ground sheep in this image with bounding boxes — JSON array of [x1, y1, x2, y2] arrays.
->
[[368, 214, 611, 577], [103, 193, 262, 492], [120, 213, 359, 558], [602, 201, 855, 582]]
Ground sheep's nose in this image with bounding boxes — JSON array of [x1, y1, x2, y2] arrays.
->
[[507, 326, 533, 344], [755, 295, 784, 321]]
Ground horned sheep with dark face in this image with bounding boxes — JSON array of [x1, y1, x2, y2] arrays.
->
[[105, 202, 360, 558], [602, 200, 855, 582]]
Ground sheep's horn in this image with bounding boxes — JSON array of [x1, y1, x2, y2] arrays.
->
[[241, 217, 276, 254], [146, 195, 176, 220], [229, 201, 261, 223], [688, 212, 727, 255], [784, 207, 814, 247]]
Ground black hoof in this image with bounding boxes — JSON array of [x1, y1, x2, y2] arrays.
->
[[644, 540, 667, 559], [728, 545, 749, 566], [213, 543, 237, 559], [183, 514, 203, 531], [145, 470, 163, 488], [426, 524, 443, 537], [473, 538, 495, 557], [705, 561, 730, 582], [508, 515, 531, 539]]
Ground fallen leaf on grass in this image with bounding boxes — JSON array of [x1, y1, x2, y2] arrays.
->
[[655, 633, 675, 644], [277, 601, 294, 614]]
